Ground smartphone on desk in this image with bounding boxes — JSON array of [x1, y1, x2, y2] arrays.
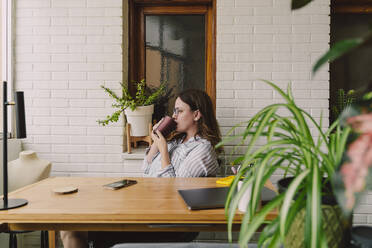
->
[[103, 179, 137, 190]]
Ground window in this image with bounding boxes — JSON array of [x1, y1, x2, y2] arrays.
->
[[129, 0, 216, 113], [330, 0, 372, 123]]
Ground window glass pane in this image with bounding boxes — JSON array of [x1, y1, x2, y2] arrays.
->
[[145, 15, 205, 115], [331, 14, 372, 92]]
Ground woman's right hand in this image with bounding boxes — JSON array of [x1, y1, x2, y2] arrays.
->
[[146, 118, 164, 163], [150, 118, 168, 153], [151, 130, 167, 154]]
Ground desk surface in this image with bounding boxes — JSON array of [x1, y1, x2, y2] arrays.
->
[[0, 177, 277, 231]]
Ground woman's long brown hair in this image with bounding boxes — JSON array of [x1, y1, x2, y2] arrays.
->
[[172, 89, 223, 154]]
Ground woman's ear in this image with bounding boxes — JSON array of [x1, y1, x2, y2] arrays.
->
[[194, 110, 202, 121]]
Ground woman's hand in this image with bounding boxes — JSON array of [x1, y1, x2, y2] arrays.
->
[[151, 130, 167, 154], [151, 129, 171, 168], [152, 117, 164, 131], [146, 118, 164, 163], [151, 117, 168, 153]]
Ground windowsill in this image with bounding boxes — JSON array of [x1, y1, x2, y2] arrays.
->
[[0, 133, 12, 140], [122, 146, 147, 160]]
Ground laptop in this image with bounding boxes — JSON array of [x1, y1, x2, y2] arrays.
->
[[178, 186, 276, 210]]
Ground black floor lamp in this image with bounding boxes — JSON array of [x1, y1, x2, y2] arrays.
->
[[0, 81, 28, 210]]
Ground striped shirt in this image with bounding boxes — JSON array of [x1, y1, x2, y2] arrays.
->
[[142, 136, 218, 177]]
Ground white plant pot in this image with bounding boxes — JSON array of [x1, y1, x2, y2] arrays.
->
[[125, 104, 154, 137]]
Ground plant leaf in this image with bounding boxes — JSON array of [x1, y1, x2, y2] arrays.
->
[[313, 38, 363, 74], [280, 169, 310, 239], [251, 149, 281, 217], [305, 166, 321, 248], [258, 218, 279, 246], [267, 232, 282, 248], [225, 168, 253, 242], [244, 106, 278, 157], [291, 0, 313, 10], [283, 191, 306, 237], [238, 194, 285, 247], [98, 80, 166, 125]]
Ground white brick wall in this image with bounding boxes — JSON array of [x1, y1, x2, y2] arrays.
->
[[13, 0, 371, 237], [216, 0, 330, 133], [14, 0, 127, 179]]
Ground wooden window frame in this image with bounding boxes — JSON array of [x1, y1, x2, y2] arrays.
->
[[129, 0, 216, 109], [332, 0, 372, 14]]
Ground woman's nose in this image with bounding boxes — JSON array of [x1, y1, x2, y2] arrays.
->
[[172, 113, 177, 119]]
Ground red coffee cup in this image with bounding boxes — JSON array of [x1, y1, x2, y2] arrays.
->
[[153, 116, 177, 138]]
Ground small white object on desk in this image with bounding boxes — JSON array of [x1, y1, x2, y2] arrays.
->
[[238, 180, 252, 213], [53, 186, 78, 194]]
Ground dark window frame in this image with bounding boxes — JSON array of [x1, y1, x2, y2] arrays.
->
[[329, 0, 372, 123], [331, 0, 372, 13]]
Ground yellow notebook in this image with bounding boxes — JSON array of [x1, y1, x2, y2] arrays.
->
[[216, 175, 235, 186]]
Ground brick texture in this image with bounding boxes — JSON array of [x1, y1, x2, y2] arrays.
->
[[14, 0, 125, 180]]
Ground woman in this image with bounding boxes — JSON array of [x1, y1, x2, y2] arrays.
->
[[60, 89, 222, 248], [143, 88, 222, 178]]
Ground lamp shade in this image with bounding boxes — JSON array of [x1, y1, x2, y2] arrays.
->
[[14, 91, 26, 139]]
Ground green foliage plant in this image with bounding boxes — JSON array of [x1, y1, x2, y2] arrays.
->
[[97, 79, 166, 126], [331, 89, 355, 121], [216, 80, 351, 248], [215, 1, 372, 247], [293, 0, 372, 219]]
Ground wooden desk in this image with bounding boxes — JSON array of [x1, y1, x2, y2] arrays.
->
[[0, 177, 277, 246]]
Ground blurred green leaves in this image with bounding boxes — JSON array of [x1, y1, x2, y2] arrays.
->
[[292, 0, 372, 75], [291, 0, 313, 10], [313, 38, 364, 74]]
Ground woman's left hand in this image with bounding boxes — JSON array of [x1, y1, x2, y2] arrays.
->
[[151, 130, 168, 154]]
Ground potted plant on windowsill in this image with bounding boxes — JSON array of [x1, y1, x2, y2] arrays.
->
[[97, 79, 166, 137], [217, 80, 352, 248]]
